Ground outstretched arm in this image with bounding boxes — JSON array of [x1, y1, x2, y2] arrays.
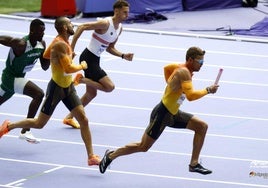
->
[[71, 20, 109, 50], [70, 24, 85, 51], [0, 35, 25, 56]]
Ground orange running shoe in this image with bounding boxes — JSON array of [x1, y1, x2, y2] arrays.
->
[[63, 118, 80, 129], [73, 73, 83, 86], [88, 155, 101, 166], [0, 120, 10, 138]]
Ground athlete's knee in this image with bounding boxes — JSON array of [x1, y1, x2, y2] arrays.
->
[[34, 114, 51, 128], [139, 143, 151, 152], [34, 120, 46, 129], [105, 83, 115, 92], [188, 117, 208, 134], [81, 115, 88, 124], [78, 114, 89, 126], [140, 147, 150, 152], [34, 89, 45, 101], [197, 121, 208, 135], [202, 121, 208, 131]]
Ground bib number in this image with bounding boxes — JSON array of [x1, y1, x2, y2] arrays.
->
[[98, 44, 108, 55], [23, 59, 37, 73], [177, 94, 186, 105]]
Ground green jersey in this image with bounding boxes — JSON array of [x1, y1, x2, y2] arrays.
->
[[3, 35, 45, 77], [1, 35, 45, 93]]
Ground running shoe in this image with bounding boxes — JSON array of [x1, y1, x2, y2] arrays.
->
[[19, 131, 41, 144], [0, 120, 9, 138], [63, 118, 80, 129], [189, 163, 212, 175], [88, 154, 101, 166], [73, 73, 83, 86], [99, 150, 113, 174]]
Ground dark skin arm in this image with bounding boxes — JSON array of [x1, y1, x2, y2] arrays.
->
[[39, 40, 50, 71], [0, 35, 50, 71], [0, 35, 26, 56]]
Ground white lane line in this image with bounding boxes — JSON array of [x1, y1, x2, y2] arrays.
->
[[0, 157, 267, 188], [3, 165, 64, 187], [44, 166, 65, 173], [5, 179, 26, 187], [1, 111, 268, 142], [3, 135, 268, 163]]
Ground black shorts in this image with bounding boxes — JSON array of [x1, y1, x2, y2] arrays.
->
[[79, 48, 107, 81], [41, 79, 82, 116], [145, 101, 193, 140]]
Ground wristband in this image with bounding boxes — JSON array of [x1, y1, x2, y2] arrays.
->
[[121, 54, 124, 59], [206, 87, 211, 94]]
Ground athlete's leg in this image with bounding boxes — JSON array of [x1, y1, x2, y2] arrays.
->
[[6, 112, 50, 131], [0, 89, 12, 105], [109, 132, 156, 160], [21, 81, 44, 133], [186, 116, 212, 175], [186, 116, 208, 166], [70, 104, 100, 165], [0, 83, 14, 105], [99, 132, 156, 173], [80, 75, 115, 92], [71, 105, 93, 157], [64, 75, 114, 119], [64, 85, 97, 120], [0, 76, 14, 105], [99, 102, 167, 173], [108, 102, 168, 160]]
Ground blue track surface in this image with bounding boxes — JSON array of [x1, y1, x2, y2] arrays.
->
[[0, 13, 268, 188]]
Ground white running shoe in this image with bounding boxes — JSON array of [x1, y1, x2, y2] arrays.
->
[[19, 131, 41, 144]]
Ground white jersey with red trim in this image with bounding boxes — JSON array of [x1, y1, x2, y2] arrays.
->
[[87, 17, 122, 57]]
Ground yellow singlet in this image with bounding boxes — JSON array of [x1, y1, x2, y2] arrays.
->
[[43, 37, 73, 88]]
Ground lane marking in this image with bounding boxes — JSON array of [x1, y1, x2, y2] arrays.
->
[[0, 157, 268, 188], [3, 135, 268, 163], [1, 111, 268, 142]]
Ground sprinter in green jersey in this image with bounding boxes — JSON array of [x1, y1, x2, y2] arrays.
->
[[0, 19, 49, 143]]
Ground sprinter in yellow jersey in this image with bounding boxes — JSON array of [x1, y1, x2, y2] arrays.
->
[[43, 17, 80, 129], [0, 17, 100, 167], [99, 47, 219, 175]]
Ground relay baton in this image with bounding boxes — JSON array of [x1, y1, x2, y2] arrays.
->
[[214, 68, 223, 85]]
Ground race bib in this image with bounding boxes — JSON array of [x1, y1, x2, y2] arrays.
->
[[98, 44, 108, 55], [23, 59, 37, 73], [177, 94, 186, 105], [23, 64, 35, 73]]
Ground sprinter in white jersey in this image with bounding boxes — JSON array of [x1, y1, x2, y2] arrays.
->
[[63, 0, 134, 128]]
